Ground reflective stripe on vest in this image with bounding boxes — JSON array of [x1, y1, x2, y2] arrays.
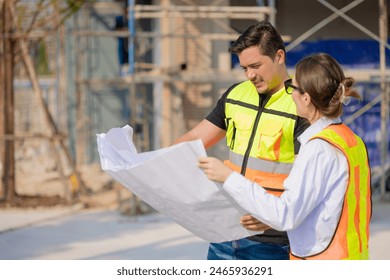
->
[[224, 80, 297, 195], [290, 124, 371, 260], [229, 151, 292, 174]]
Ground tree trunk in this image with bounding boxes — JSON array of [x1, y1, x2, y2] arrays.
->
[[1, 1, 16, 203], [0, 2, 4, 200]]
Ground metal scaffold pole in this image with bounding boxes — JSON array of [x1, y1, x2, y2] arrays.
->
[[128, 0, 135, 75], [379, 0, 389, 199]]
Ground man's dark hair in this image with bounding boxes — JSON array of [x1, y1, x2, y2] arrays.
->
[[229, 21, 285, 59]]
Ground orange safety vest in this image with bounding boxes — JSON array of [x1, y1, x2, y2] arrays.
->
[[290, 124, 371, 260], [223, 81, 299, 196]]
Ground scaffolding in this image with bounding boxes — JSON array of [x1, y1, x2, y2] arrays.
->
[[75, 0, 277, 152], [283, 0, 389, 198], [1, 0, 389, 205], [75, 0, 389, 198], [69, 0, 279, 213]]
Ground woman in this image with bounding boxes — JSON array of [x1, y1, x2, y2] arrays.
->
[[198, 53, 371, 260]]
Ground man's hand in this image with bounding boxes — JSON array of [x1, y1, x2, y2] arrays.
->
[[240, 214, 270, 231]]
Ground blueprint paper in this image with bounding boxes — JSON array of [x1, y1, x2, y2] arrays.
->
[[96, 125, 257, 242]]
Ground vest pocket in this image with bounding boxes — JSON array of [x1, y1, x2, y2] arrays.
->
[[257, 119, 283, 161], [225, 118, 236, 149], [226, 113, 254, 153]]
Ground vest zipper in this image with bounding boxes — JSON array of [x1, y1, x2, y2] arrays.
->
[[240, 96, 264, 175], [230, 121, 236, 150]]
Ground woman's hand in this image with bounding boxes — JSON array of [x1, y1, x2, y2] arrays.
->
[[198, 156, 233, 183], [240, 214, 271, 231], [198, 158, 270, 231]]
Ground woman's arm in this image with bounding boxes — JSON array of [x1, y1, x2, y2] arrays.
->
[[199, 140, 348, 232]]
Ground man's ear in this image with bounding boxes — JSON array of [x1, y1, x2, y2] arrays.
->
[[276, 49, 285, 63]]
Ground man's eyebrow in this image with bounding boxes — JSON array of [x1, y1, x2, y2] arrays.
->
[[247, 62, 261, 67]]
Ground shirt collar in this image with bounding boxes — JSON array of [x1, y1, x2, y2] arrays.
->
[[298, 116, 342, 147]]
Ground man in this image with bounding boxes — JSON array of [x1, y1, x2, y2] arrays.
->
[[175, 20, 309, 260]]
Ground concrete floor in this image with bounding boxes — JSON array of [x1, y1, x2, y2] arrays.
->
[[0, 195, 389, 260]]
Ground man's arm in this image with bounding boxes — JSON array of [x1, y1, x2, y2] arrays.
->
[[174, 119, 225, 149]]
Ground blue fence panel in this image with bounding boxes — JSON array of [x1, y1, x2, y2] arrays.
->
[[286, 39, 390, 69], [342, 82, 389, 167]]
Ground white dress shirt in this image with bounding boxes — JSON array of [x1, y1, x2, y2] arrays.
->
[[223, 117, 348, 257]]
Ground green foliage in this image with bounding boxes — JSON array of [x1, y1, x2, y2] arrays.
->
[[35, 40, 51, 75], [66, 0, 87, 13], [59, 0, 95, 24]]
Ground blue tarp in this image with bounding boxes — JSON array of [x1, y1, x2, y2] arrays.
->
[[343, 83, 389, 167], [286, 39, 390, 69]]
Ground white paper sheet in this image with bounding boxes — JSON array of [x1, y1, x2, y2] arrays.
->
[[96, 125, 257, 242]]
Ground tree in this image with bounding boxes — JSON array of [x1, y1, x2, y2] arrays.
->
[[0, 0, 90, 205]]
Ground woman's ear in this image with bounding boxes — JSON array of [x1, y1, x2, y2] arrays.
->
[[303, 92, 311, 105]]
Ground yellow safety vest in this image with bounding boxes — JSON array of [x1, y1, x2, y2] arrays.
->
[[224, 80, 299, 195], [290, 124, 371, 260]]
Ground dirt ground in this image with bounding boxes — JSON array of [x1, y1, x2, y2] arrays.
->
[[0, 158, 145, 215]]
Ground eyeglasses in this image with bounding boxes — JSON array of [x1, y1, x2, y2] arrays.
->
[[284, 79, 304, 95]]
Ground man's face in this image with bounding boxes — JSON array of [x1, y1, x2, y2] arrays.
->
[[238, 46, 284, 95]]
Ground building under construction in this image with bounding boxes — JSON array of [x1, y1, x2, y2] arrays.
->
[[0, 0, 389, 206]]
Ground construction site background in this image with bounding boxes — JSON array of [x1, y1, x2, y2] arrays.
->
[[0, 0, 389, 259]]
